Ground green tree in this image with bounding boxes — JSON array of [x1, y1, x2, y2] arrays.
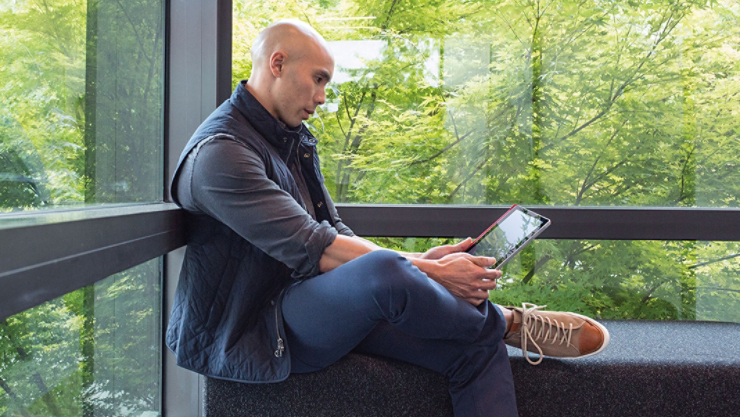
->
[[233, 0, 740, 321]]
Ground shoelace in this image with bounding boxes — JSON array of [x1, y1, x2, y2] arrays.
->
[[519, 303, 574, 365]]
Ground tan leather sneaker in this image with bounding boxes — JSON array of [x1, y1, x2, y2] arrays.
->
[[503, 303, 610, 365]]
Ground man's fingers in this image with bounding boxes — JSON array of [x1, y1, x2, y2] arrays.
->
[[464, 295, 485, 306], [475, 278, 498, 291], [465, 285, 493, 299], [470, 255, 497, 268], [439, 251, 473, 262], [486, 269, 503, 280], [455, 237, 473, 251], [465, 297, 485, 306], [464, 289, 491, 306]]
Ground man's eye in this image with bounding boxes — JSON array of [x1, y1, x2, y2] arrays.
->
[[316, 77, 323, 83]]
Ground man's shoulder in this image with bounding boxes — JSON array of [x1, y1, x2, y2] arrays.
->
[[194, 134, 269, 169], [197, 102, 255, 139], [192, 104, 272, 150]]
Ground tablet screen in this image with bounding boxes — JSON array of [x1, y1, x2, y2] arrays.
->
[[468, 206, 549, 269]]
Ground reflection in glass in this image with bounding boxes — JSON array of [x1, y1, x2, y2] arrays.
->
[[468, 208, 547, 269], [233, 0, 740, 207], [0, 0, 164, 212], [369, 237, 740, 323], [0, 259, 162, 416]]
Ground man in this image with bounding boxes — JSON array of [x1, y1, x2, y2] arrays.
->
[[167, 20, 609, 417]]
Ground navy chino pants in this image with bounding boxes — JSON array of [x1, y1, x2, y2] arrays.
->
[[281, 250, 519, 417]]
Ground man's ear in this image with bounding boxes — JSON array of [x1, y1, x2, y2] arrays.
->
[[269, 51, 287, 78]]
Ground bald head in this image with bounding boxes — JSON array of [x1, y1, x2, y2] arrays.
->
[[251, 20, 332, 76], [246, 20, 335, 128]]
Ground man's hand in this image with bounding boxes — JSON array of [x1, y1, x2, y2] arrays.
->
[[419, 237, 474, 260], [321, 235, 500, 306], [415, 252, 501, 306]]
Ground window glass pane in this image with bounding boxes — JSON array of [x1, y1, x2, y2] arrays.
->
[[370, 237, 740, 323], [233, 0, 739, 207], [0, 0, 165, 212], [0, 258, 162, 416]]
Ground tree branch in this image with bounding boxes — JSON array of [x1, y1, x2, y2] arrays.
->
[[0, 376, 32, 417], [676, 143, 696, 205], [410, 130, 473, 166], [522, 255, 552, 285], [447, 158, 487, 202], [543, 5, 688, 152], [575, 121, 625, 205], [689, 253, 740, 269], [382, 0, 401, 30], [691, 286, 740, 295], [0, 320, 63, 415]]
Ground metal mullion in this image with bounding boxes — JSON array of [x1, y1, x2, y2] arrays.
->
[[335, 205, 740, 241], [216, 0, 233, 104], [0, 204, 185, 321], [163, 0, 232, 415]]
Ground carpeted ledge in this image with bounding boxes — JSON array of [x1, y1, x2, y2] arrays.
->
[[204, 321, 740, 417]]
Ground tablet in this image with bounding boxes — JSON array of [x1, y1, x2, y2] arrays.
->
[[466, 205, 551, 269]]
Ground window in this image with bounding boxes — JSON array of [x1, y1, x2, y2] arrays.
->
[[233, 0, 739, 321], [0, 0, 165, 212], [371, 237, 740, 323], [233, 0, 739, 207], [0, 0, 167, 415], [0, 258, 162, 416]]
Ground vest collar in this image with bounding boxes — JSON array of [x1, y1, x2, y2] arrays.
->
[[230, 80, 317, 157]]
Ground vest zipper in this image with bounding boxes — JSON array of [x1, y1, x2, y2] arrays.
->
[[274, 289, 286, 358], [294, 143, 307, 212]]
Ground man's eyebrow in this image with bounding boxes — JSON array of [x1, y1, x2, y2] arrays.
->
[[316, 69, 331, 81]]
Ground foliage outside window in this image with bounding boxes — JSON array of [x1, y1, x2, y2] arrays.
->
[[0, 0, 164, 212], [234, 0, 739, 207], [234, 0, 740, 321], [0, 0, 165, 415], [371, 237, 740, 323], [0, 259, 162, 416]]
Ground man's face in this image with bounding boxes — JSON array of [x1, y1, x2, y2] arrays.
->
[[272, 43, 334, 128]]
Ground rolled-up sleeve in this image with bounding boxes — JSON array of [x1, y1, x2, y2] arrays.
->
[[189, 136, 337, 279], [322, 185, 355, 237]]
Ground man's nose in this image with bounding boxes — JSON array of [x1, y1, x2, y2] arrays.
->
[[315, 89, 326, 105]]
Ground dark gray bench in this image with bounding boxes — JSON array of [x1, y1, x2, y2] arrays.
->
[[204, 321, 740, 417]]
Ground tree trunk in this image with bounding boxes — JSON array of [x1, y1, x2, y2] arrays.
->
[[84, 0, 99, 203], [81, 286, 96, 417], [529, 2, 546, 204]]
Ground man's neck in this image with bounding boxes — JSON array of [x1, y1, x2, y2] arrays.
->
[[245, 79, 277, 120], [245, 79, 304, 131], [244, 79, 303, 135]]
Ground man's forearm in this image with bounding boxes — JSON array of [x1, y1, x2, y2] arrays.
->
[[318, 235, 376, 272], [353, 236, 422, 258], [319, 235, 422, 272], [318, 234, 497, 306], [346, 236, 439, 278]]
